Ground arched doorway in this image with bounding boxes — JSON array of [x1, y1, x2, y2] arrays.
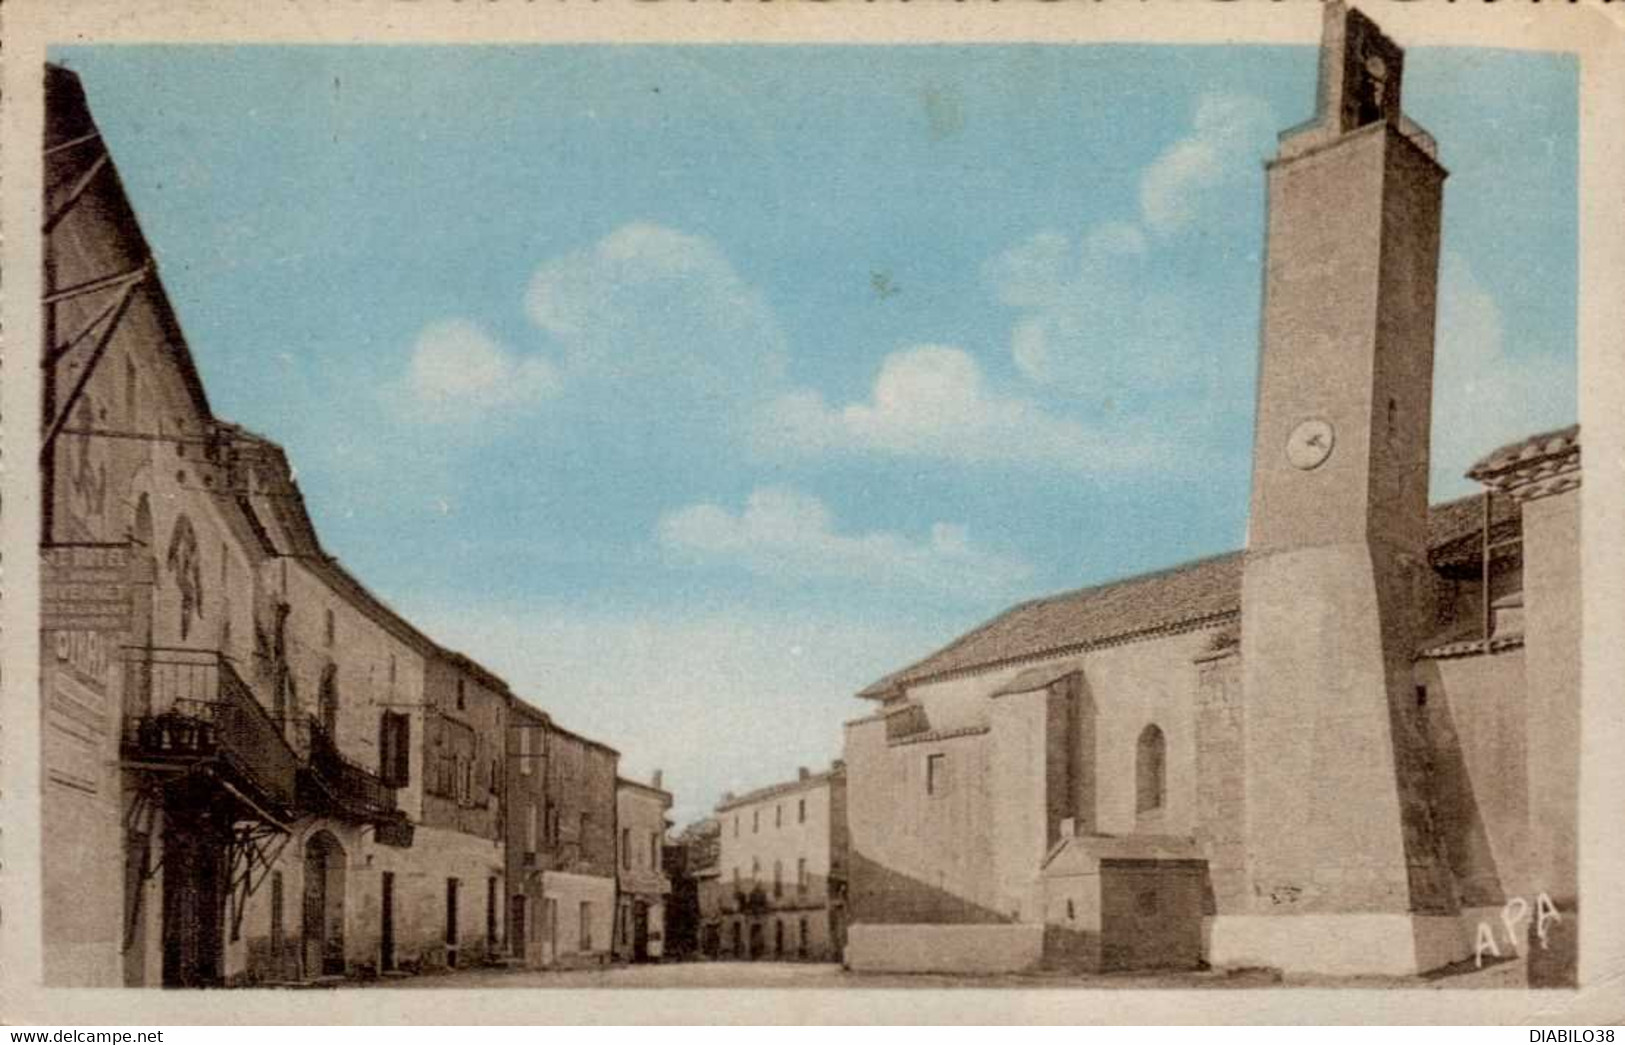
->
[[302, 831, 347, 978]]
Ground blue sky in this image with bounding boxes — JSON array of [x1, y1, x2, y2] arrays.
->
[[54, 43, 1577, 823]]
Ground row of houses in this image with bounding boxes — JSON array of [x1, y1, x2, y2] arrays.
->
[[38, 64, 672, 989]]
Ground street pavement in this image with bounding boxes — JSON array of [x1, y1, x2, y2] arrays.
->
[[361, 957, 1523, 990]]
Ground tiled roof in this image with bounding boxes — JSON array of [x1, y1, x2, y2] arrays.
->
[[886, 724, 991, 748], [990, 663, 1083, 698], [1427, 493, 1523, 574], [1467, 424, 1581, 503], [858, 552, 1244, 699], [859, 496, 1531, 699], [1468, 424, 1580, 481], [1418, 634, 1526, 660]]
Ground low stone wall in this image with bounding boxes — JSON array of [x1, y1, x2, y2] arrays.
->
[[845, 923, 1044, 974]]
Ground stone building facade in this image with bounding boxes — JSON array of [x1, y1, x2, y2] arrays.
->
[[503, 700, 621, 970], [37, 64, 636, 988], [614, 775, 673, 962], [712, 765, 848, 962], [418, 652, 511, 970], [843, 4, 1580, 983]]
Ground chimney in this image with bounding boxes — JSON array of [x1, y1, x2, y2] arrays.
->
[[798, 766, 810, 781], [651, 769, 663, 790]]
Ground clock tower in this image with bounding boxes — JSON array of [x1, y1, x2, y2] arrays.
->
[[1211, 3, 1469, 975]]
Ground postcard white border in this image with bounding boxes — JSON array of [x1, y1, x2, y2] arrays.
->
[[3, 0, 1622, 1026]]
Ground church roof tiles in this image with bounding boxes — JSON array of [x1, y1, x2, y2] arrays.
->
[[858, 552, 1245, 699], [859, 494, 1533, 700]]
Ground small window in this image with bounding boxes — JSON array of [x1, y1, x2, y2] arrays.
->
[[798, 798, 806, 824], [751, 857, 760, 881], [621, 828, 631, 870], [378, 712, 410, 787], [733, 866, 741, 890], [773, 860, 783, 897], [324, 608, 335, 647], [797, 857, 808, 892], [752, 809, 759, 834], [1416, 685, 1429, 709], [733, 815, 739, 838], [926, 753, 947, 796], [519, 727, 532, 775], [456, 678, 466, 711], [775, 804, 782, 828], [650, 831, 660, 870], [579, 901, 593, 951], [1136, 724, 1166, 815]]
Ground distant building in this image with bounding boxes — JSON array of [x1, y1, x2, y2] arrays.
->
[[844, 4, 1579, 984], [614, 774, 674, 962], [713, 765, 848, 962]]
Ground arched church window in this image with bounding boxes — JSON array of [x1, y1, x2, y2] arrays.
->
[[1136, 724, 1166, 815]]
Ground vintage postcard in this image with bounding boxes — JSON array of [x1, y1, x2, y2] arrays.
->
[[2, 0, 1623, 1026]]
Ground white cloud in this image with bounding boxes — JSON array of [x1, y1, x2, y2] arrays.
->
[[981, 95, 1273, 404], [984, 228, 1207, 401], [657, 484, 1032, 597], [401, 318, 560, 419], [524, 222, 788, 405], [1430, 252, 1576, 496], [754, 344, 1172, 474], [1139, 93, 1275, 237]]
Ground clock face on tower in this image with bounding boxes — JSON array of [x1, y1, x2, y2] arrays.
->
[[1286, 419, 1336, 471]]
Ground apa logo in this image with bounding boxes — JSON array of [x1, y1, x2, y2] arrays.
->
[[1475, 892, 1562, 968]]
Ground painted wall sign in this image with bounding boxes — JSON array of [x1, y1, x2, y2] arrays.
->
[[41, 544, 133, 633]]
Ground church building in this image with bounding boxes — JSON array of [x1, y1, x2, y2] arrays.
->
[[843, 4, 1579, 983]]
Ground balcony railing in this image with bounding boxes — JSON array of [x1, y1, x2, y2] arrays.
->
[[121, 647, 300, 815], [303, 716, 401, 822]]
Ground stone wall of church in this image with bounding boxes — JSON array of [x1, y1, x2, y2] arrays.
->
[[1520, 488, 1581, 909], [1195, 648, 1247, 914], [845, 623, 1226, 928], [845, 716, 1001, 924], [1415, 649, 1528, 909]]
